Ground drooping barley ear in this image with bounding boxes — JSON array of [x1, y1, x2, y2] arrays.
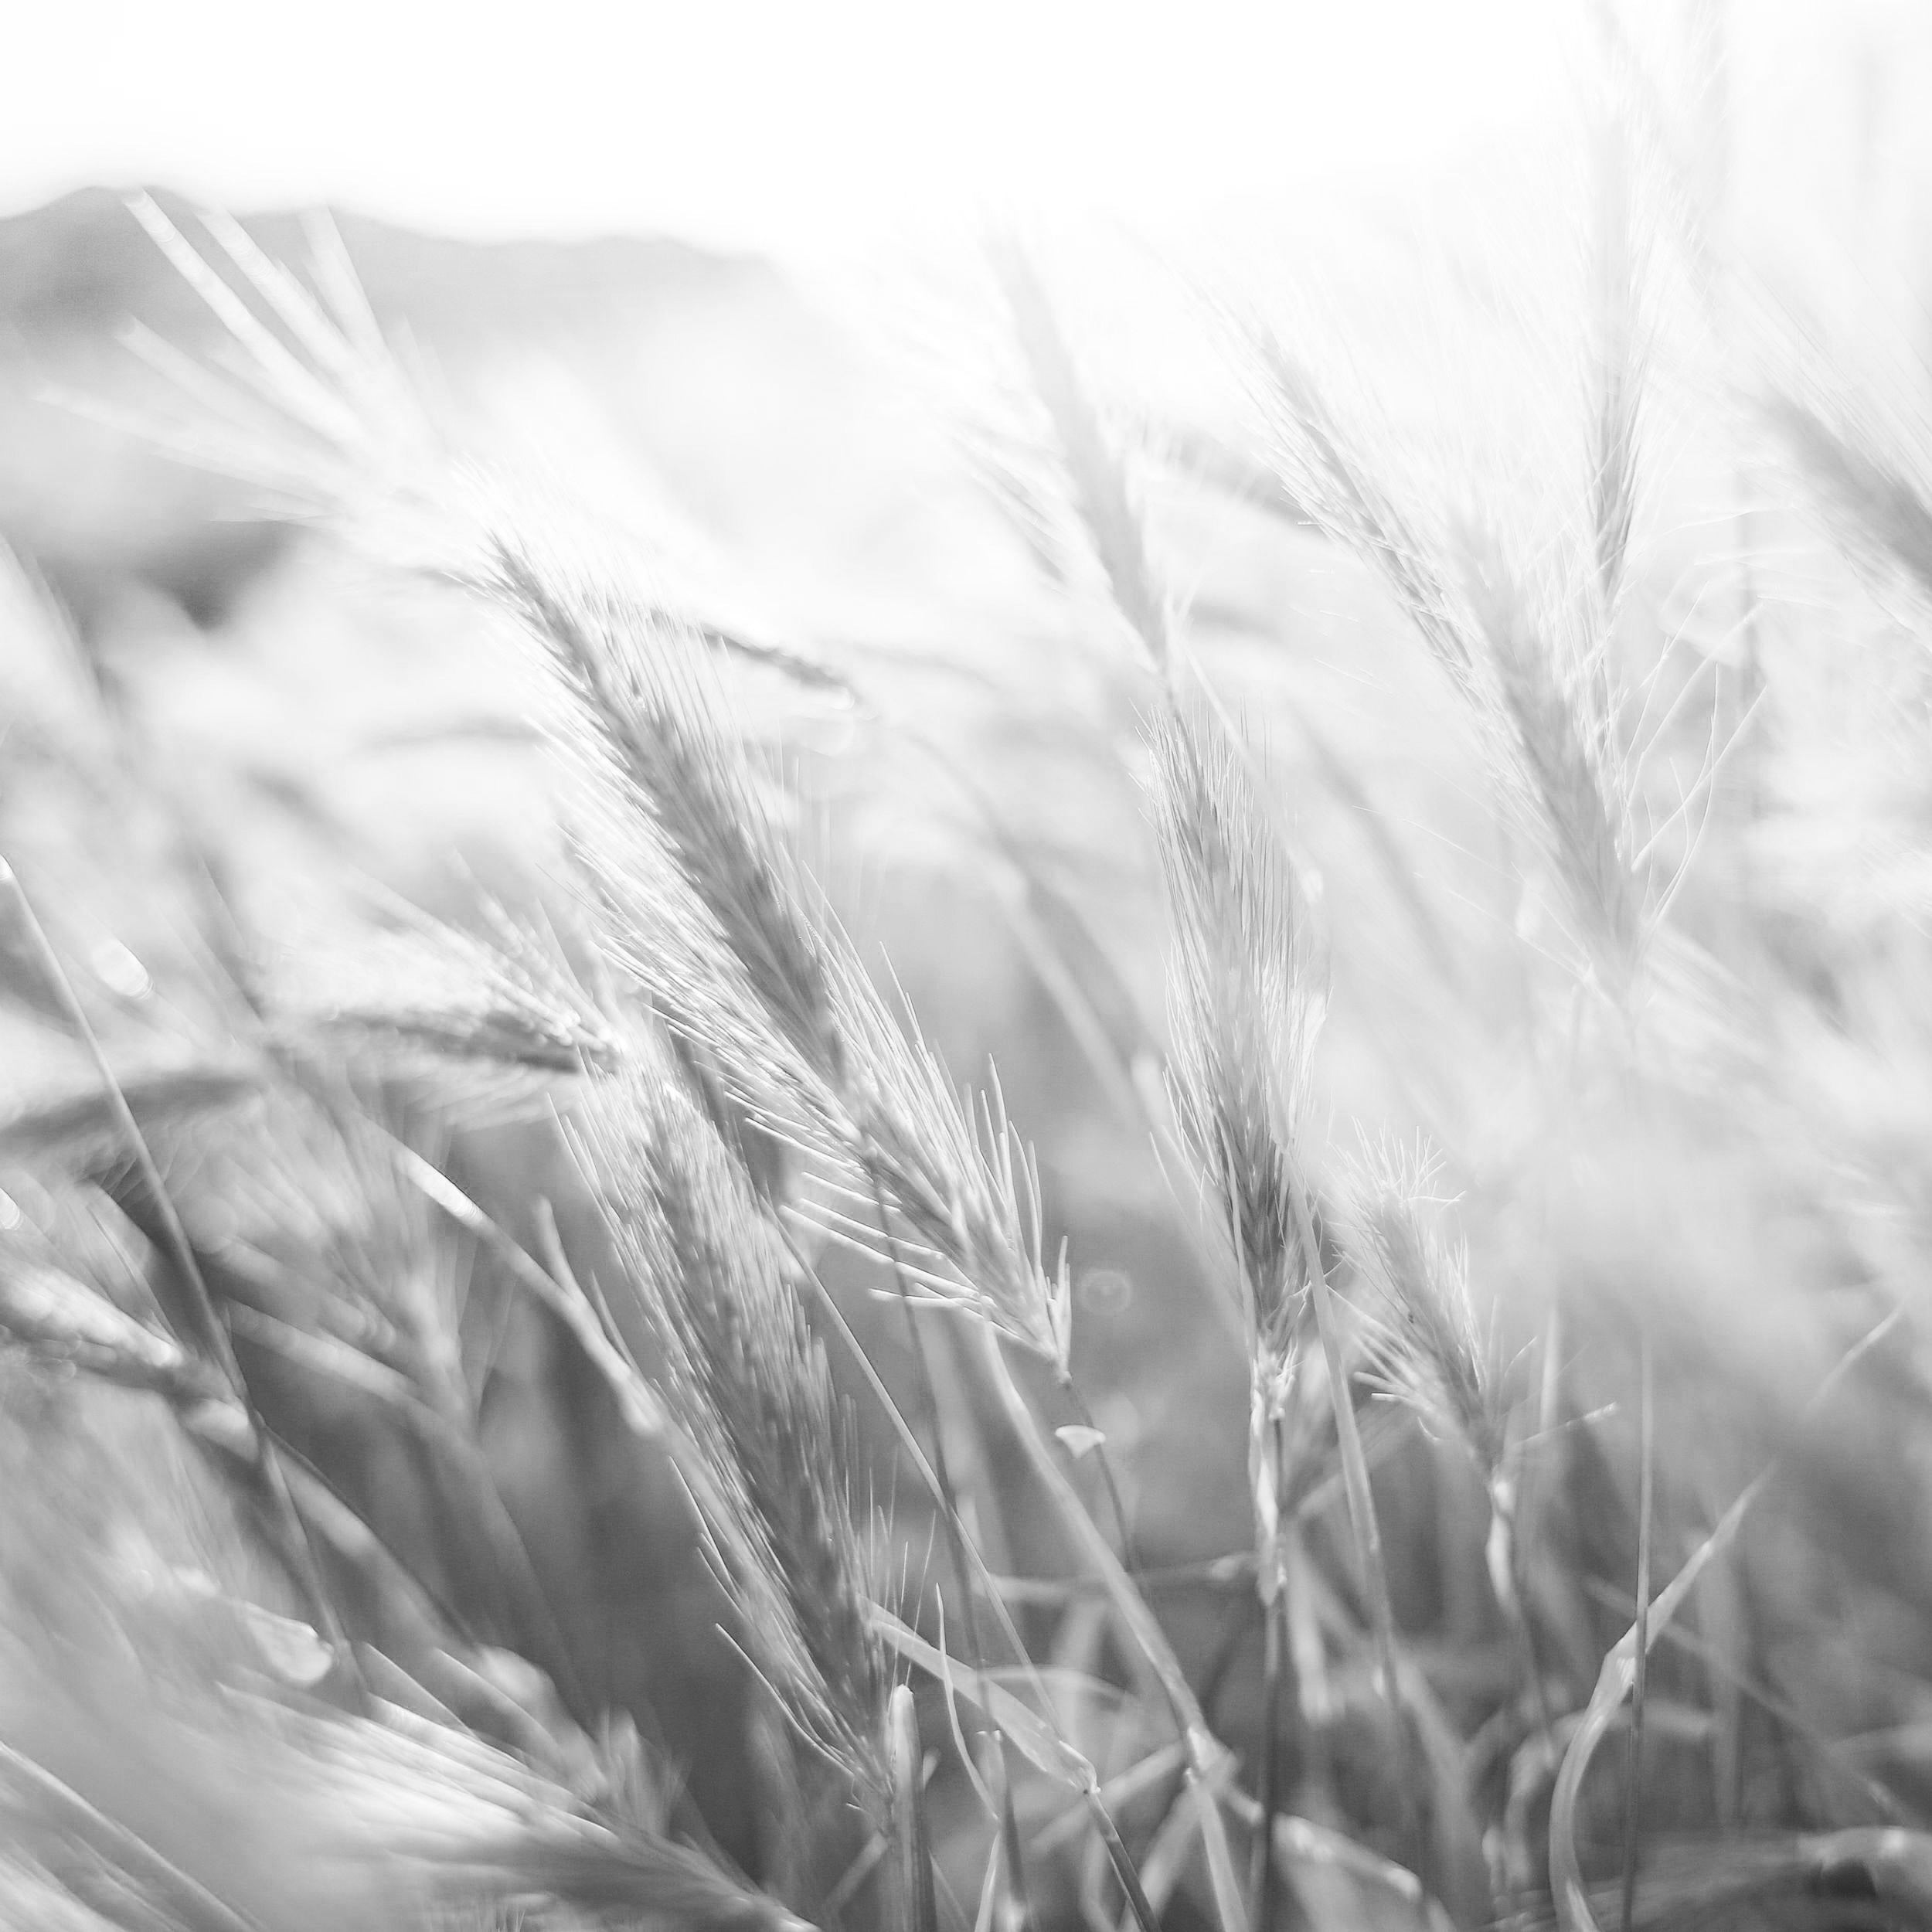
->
[[485, 535, 848, 1091], [575, 1035, 887, 1811], [1148, 689, 1328, 1908], [1252, 332, 1655, 996], [274, 898, 623, 1107], [496, 520, 1066, 1358], [1349, 1141, 1510, 1481], [999, 253, 1464, 1012], [1251, 338, 1486, 710], [1148, 696, 1323, 1360], [1349, 1138, 1564, 1752], [128, 199, 1064, 1363], [823, 957, 1066, 1360], [1453, 527, 1641, 990], [1145, 692, 1423, 1873]]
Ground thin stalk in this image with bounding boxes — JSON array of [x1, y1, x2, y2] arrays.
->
[[1526, 1288, 1570, 1719], [889, 1685, 940, 1932], [1281, 1162, 1417, 1860], [1577, 1573, 1909, 1828], [1032, 1743, 1189, 1858], [791, 1250, 1161, 1932], [1488, 1474, 1558, 1748], [1281, 1526, 1335, 1798], [870, 1174, 1031, 1932], [1060, 1369, 1138, 1572], [1551, 1305, 1906, 1932], [992, 1556, 1255, 1602], [1197, 1593, 1263, 1731], [1619, 1328, 1656, 1932], [972, 1322, 1250, 1932], [1694, 1509, 1747, 1831], [0, 857, 353, 1673], [1253, 1585, 1290, 1932], [396, 1141, 666, 1439], [1088, 1794, 1165, 1932], [1539, 1299, 1566, 1447], [1130, 1589, 1253, 1932]]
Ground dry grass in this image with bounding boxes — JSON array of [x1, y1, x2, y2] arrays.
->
[[5, 47, 1932, 1932]]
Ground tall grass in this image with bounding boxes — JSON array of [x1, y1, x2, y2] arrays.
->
[[5, 49, 1932, 1932]]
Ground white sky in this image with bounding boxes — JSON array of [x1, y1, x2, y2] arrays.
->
[[5, 0, 1584, 261], [6, 0, 1917, 272]]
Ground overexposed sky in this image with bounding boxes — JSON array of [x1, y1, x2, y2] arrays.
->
[[5, 0, 1582, 260], [5, 1, 1918, 267]]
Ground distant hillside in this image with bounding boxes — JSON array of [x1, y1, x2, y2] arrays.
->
[[0, 185, 784, 349], [0, 187, 872, 634]]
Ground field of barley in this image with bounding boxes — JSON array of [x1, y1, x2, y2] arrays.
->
[[5, 9, 1932, 1930]]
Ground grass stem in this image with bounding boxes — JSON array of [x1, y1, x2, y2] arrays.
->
[[791, 1247, 1162, 1932], [973, 1322, 1250, 1932], [1253, 1584, 1289, 1932], [870, 1172, 1032, 1932], [1619, 1326, 1656, 1932], [1281, 1162, 1418, 1868]]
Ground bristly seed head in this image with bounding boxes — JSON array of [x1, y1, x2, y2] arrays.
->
[[1349, 1139, 1512, 1481], [577, 1041, 887, 1806], [483, 535, 849, 1093], [1150, 694, 1327, 1353]]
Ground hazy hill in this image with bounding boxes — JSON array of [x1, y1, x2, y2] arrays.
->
[[0, 186, 869, 631], [0, 185, 782, 348]]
